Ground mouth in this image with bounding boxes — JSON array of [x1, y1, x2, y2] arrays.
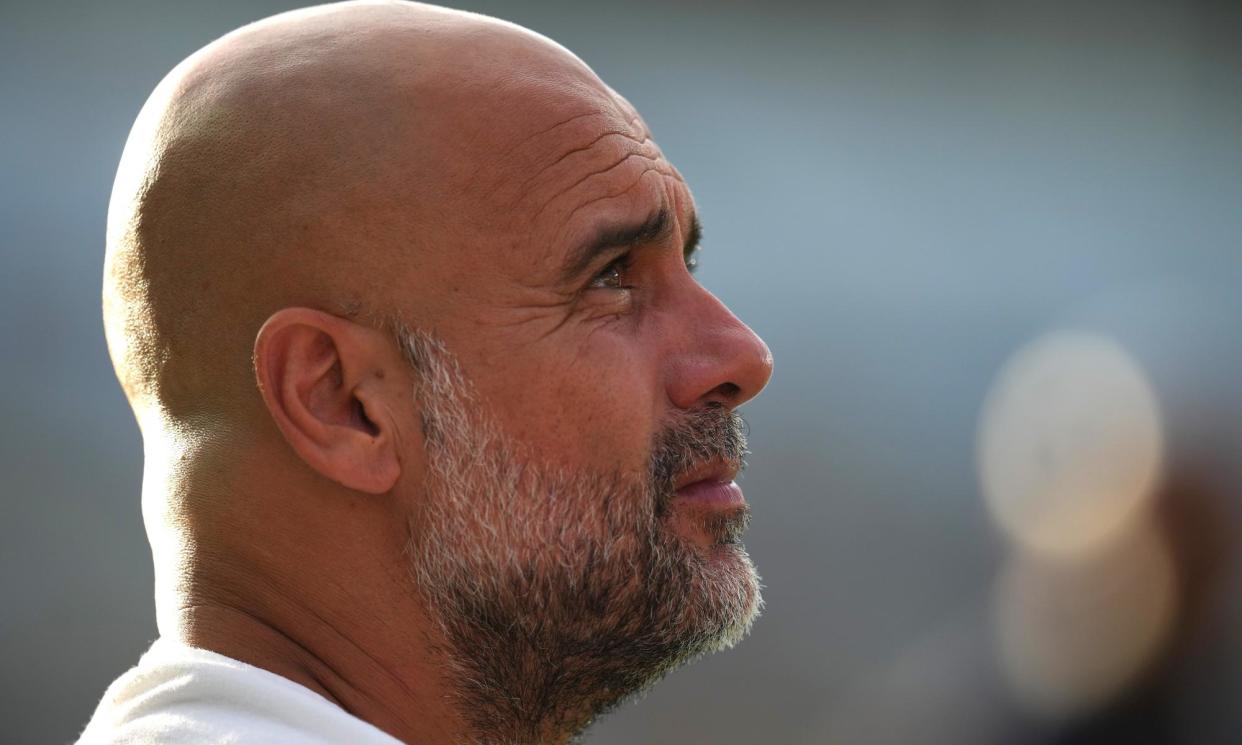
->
[[673, 460, 745, 508]]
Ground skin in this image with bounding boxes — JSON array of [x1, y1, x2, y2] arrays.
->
[[103, 2, 773, 743]]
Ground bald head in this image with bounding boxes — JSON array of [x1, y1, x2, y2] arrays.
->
[[99, 5, 773, 742], [104, 0, 636, 427]]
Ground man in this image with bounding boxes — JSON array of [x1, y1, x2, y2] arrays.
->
[[80, 1, 773, 743]]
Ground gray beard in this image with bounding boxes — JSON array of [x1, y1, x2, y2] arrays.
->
[[397, 327, 761, 745]]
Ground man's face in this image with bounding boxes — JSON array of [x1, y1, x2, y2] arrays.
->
[[400, 327, 758, 742], [402, 80, 774, 545], [390, 75, 773, 741]]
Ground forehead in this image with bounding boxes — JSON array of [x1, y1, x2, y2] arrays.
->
[[376, 36, 697, 307], [548, 119, 681, 219], [455, 76, 691, 268]]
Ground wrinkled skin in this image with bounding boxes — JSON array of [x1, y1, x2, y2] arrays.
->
[[104, 2, 773, 743], [399, 327, 759, 743]]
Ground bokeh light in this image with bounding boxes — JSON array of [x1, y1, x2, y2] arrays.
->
[[993, 522, 1178, 721], [978, 331, 1164, 559]]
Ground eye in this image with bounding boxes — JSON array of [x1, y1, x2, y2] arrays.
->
[[588, 254, 631, 290]]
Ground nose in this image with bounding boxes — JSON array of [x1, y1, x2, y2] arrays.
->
[[665, 286, 774, 411]]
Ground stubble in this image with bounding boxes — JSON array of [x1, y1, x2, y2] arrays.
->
[[397, 326, 761, 744]]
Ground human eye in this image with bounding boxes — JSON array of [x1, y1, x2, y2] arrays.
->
[[587, 254, 632, 290]]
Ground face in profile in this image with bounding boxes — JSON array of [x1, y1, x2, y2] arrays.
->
[[94, 3, 773, 745], [375, 52, 775, 739], [399, 325, 761, 741]]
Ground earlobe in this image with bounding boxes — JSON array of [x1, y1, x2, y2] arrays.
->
[[254, 308, 403, 495]]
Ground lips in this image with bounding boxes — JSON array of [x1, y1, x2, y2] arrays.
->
[[673, 458, 740, 489], [673, 459, 745, 507], [674, 478, 745, 507]]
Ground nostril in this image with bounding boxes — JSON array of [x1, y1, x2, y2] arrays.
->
[[710, 382, 741, 403]]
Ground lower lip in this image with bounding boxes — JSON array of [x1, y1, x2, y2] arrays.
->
[[674, 480, 745, 507]]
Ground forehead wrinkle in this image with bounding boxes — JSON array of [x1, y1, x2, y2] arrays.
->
[[484, 110, 648, 208], [474, 110, 605, 201], [499, 110, 641, 167], [512, 129, 654, 202], [556, 164, 674, 236], [525, 147, 661, 226]]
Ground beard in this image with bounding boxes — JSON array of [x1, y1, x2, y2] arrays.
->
[[395, 326, 762, 744]]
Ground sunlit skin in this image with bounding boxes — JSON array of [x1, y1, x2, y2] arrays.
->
[[103, 2, 772, 744]]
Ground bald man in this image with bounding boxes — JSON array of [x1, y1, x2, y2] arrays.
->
[[79, 2, 773, 744]]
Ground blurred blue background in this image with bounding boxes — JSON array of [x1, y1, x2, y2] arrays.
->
[[3, 1, 1241, 743]]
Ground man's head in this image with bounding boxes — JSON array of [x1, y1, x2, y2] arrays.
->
[[104, 2, 772, 743]]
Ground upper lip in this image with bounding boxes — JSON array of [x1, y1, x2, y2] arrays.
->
[[674, 459, 741, 491]]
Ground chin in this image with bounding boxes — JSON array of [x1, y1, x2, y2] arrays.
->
[[693, 542, 764, 652], [652, 509, 763, 660]]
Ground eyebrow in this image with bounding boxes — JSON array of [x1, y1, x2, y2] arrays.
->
[[559, 208, 702, 283]]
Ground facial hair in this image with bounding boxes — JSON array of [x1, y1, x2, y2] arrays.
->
[[397, 326, 761, 745]]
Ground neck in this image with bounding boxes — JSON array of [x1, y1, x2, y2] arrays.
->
[[163, 571, 466, 745], [144, 451, 469, 745], [143, 437, 584, 745]]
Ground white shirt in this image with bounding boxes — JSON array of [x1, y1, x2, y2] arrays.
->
[[77, 638, 405, 744]]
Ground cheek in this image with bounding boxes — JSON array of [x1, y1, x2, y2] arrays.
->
[[506, 329, 660, 473]]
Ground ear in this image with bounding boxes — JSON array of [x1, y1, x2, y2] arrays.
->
[[254, 307, 403, 494]]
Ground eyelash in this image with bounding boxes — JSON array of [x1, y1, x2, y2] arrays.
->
[[587, 250, 700, 291], [589, 254, 633, 290]]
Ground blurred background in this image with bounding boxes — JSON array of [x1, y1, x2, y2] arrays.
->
[[3, 0, 1241, 743]]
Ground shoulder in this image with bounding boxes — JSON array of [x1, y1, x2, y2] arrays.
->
[[76, 639, 403, 745]]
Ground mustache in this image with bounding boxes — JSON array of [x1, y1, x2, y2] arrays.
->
[[649, 403, 750, 496]]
